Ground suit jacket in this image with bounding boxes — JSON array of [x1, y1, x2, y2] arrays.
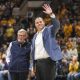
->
[[32, 18, 62, 61]]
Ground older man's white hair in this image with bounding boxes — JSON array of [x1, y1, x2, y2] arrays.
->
[[17, 29, 27, 35]]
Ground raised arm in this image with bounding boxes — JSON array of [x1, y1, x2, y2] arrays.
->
[[42, 4, 53, 15], [42, 4, 60, 36]]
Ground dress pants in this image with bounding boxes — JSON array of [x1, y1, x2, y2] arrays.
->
[[35, 57, 56, 80], [9, 71, 28, 80]]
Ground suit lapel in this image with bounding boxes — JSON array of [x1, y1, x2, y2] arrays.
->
[[32, 33, 37, 48], [42, 27, 48, 42]]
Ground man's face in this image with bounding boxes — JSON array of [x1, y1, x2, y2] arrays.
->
[[17, 32, 27, 43], [35, 17, 45, 31]]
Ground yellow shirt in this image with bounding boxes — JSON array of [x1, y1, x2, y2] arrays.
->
[[63, 24, 72, 37], [69, 61, 79, 73], [5, 27, 14, 37]]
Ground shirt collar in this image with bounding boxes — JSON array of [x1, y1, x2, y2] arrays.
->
[[37, 27, 45, 34]]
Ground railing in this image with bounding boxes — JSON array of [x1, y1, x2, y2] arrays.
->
[[20, 0, 27, 10]]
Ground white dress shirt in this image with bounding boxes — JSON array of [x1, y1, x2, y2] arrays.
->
[[35, 28, 49, 60]]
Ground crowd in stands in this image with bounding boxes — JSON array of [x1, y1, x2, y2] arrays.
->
[[0, 0, 80, 80]]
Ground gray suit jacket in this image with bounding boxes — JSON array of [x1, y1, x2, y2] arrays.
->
[[32, 18, 62, 61]]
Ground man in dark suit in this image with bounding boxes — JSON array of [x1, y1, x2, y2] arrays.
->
[[31, 4, 62, 80], [6, 29, 31, 80]]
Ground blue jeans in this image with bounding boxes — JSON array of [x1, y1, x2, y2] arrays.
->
[[7, 72, 11, 80], [0, 70, 11, 80], [74, 72, 80, 79], [0, 71, 4, 80], [67, 73, 75, 80]]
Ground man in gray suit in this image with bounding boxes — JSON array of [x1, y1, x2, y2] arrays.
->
[[31, 4, 62, 80]]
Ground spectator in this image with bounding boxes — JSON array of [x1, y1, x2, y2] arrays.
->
[[67, 56, 79, 80], [0, 54, 8, 80]]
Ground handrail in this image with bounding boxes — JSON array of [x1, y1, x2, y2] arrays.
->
[[20, 0, 27, 10]]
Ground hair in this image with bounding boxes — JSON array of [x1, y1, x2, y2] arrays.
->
[[17, 29, 27, 35], [35, 17, 44, 21]]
